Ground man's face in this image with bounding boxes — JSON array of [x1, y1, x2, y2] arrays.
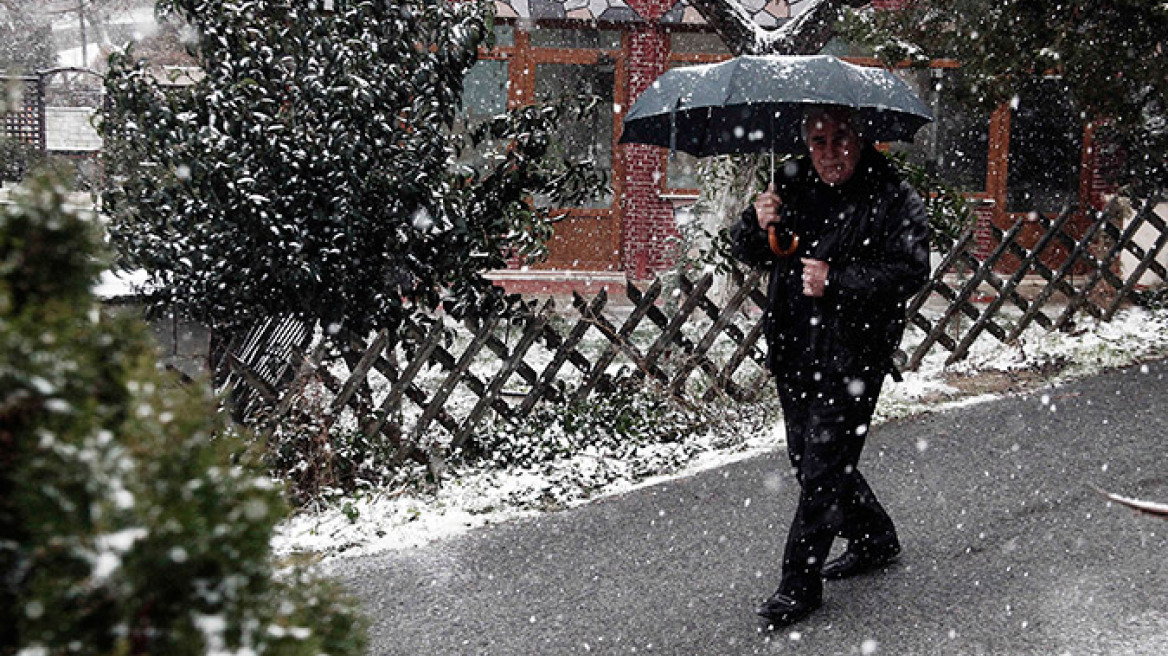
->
[[806, 113, 862, 186]]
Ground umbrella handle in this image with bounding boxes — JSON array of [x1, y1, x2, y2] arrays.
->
[[768, 225, 799, 257]]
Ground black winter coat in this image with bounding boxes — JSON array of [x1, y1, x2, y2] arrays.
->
[[731, 147, 930, 381]]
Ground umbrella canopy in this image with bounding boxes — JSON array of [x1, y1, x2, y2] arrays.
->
[[619, 55, 934, 157]]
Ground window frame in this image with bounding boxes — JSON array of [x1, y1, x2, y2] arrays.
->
[[513, 26, 626, 219], [476, 22, 627, 270]]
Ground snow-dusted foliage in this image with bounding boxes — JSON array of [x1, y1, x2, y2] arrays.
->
[[841, 0, 1168, 196], [100, 0, 603, 335], [0, 174, 365, 655], [474, 380, 711, 472], [0, 7, 55, 74]]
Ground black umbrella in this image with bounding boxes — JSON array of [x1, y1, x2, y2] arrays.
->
[[619, 54, 933, 159], [618, 54, 933, 254]]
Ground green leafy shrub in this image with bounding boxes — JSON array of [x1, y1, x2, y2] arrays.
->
[[0, 174, 367, 655], [101, 0, 604, 337], [0, 137, 44, 186], [471, 380, 708, 470], [1134, 288, 1168, 312], [260, 381, 428, 507]]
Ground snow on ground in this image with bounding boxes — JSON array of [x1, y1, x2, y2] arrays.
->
[[272, 305, 1168, 561], [54, 5, 159, 69], [94, 268, 151, 300]]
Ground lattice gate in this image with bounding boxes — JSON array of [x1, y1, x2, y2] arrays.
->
[[1, 75, 46, 182]]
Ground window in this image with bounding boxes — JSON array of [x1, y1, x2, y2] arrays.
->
[[492, 24, 515, 48], [530, 28, 620, 50], [1006, 78, 1082, 215], [668, 31, 729, 55], [664, 59, 705, 190], [890, 68, 991, 194], [461, 60, 508, 119], [453, 59, 509, 169], [665, 33, 730, 190], [665, 151, 703, 191], [535, 61, 615, 208], [453, 24, 623, 216], [820, 37, 875, 58]]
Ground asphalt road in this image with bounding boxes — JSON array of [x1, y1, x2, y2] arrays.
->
[[330, 359, 1168, 656]]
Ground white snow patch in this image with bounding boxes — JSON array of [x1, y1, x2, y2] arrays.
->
[[94, 268, 151, 299], [90, 527, 147, 581], [273, 306, 1168, 560]]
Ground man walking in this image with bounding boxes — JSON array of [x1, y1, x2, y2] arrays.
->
[[730, 106, 931, 627]]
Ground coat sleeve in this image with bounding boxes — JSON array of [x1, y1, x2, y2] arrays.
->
[[730, 205, 777, 270], [827, 181, 930, 303]]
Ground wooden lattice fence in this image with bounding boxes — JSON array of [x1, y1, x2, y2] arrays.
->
[[908, 195, 1167, 368], [221, 194, 1165, 472], [220, 266, 775, 471]]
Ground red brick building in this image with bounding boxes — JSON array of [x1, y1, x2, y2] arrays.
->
[[472, 0, 1117, 295], [476, 0, 788, 294]]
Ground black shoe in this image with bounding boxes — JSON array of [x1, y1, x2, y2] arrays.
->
[[756, 592, 821, 627], [822, 546, 900, 580]]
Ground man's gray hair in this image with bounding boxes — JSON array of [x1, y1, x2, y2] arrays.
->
[[800, 106, 864, 144]]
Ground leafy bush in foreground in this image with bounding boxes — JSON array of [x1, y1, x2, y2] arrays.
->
[[0, 175, 366, 655]]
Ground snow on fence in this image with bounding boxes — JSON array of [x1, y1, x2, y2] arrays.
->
[[909, 194, 1167, 368], [220, 194, 1165, 473], [219, 267, 774, 473]]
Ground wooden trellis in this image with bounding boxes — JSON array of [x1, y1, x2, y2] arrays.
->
[[220, 269, 774, 469], [221, 194, 1166, 471], [1, 76, 44, 151]]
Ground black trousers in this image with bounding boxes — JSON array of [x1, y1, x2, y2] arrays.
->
[[775, 368, 898, 602]]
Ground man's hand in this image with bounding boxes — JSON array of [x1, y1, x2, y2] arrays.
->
[[753, 183, 782, 231], [800, 258, 830, 297]]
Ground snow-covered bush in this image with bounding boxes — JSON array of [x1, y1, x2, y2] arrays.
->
[[471, 380, 709, 470], [0, 175, 366, 655], [0, 136, 44, 187], [260, 378, 429, 507]]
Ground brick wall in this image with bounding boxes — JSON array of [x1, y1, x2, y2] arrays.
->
[[1085, 126, 1120, 212], [619, 17, 677, 279], [973, 202, 996, 260]]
